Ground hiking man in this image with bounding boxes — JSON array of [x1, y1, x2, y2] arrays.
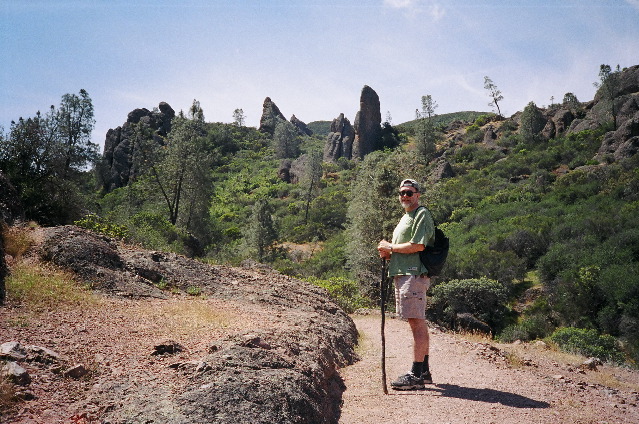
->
[[377, 178, 435, 390]]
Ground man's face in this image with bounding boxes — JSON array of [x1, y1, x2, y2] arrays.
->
[[399, 187, 419, 209]]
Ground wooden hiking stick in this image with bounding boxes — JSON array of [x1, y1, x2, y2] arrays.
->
[[380, 258, 389, 394]]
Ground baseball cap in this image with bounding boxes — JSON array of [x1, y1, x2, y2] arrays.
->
[[400, 179, 420, 192]]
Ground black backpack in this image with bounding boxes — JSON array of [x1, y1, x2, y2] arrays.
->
[[417, 206, 449, 277]]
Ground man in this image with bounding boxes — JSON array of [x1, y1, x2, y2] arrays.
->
[[377, 178, 435, 390]]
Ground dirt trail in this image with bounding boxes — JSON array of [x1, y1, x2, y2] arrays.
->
[[339, 314, 639, 424]]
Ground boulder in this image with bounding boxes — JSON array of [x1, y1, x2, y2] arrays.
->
[[352, 85, 381, 160], [2, 361, 31, 386]]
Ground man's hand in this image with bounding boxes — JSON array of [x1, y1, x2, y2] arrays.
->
[[377, 239, 392, 259]]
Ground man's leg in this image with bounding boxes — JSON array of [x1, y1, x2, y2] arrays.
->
[[408, 318, 429, 361]]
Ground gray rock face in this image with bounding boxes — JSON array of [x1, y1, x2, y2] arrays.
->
[[597, 110, 639, 161], [258, 97, 287, 136], [99, 102, 175, 192], [430, 160, 456, 182], [323, 113, 355, 162], [290, 114, 313, 136], [352, 85, 381, 160]]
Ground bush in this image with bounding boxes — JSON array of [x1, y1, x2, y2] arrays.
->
[[2, 226, 35, 259], [74, 213, 129, 240], [306, 276, 372, 314], [429, 277, 510, 333], [499, 313, 555, 342], [548, 327, 625, 364]]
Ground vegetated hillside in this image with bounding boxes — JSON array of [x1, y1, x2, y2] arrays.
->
[[86, 64, 639, 365], [306, 120, 332, 137], [2, 65, 638, 366], [394, 110, 490, 134]]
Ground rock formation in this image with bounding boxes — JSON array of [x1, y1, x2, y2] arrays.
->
[[290, 114, 313, 136], [352, 85, 382, 160], [31, 225, 357, 424], [324, 114, 355, 162], [99, 102, 175, 192], [258, 97, 287, 136]]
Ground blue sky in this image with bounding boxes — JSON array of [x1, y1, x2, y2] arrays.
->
[[2, 0, 639, 149]]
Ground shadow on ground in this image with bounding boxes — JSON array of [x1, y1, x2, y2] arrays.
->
[[421, 384, 550, 408], [433, 384, 550, 408]]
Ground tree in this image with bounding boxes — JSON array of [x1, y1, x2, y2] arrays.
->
[[520, 101, 546, 145], [563, 92, 580, 109], [0, 90, 97, 224], [55, 89, 98, 178], [246, 199, 278, 262], [416, 95, 438, 161], [345, 151, 404, 294], [593, 64, 621, 130], [233, 108, 245, 127], [484, 76, 503, 117], [273, 119, 300, 159], [141, 100, 213, 236], [301, 150, 323, 224]]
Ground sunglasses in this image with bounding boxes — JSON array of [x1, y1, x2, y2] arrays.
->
[[399, 190, 416, 197]]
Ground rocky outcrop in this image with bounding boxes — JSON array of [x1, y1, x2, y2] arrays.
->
[[258, 97, 287, 136], [324, 114, 355, 162], [99, 102, 175, 192], [596, 111, 639, 161], [291, 114, 313, 136], [33, 225, 358, 424], [429, 160, 456, 182], [570, 65, 639, 162], [352, 85, 382, 160]]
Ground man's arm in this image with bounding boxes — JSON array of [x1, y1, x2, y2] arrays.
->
[[378, 240, 425, 255]]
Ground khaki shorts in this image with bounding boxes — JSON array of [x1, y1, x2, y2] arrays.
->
[[394, 275, 431, 319]]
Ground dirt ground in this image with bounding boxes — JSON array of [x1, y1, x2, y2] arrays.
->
[[3, 298, 639, 423], [339, 314, 639, 424]]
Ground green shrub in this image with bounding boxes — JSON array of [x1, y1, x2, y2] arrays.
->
[[306, 276, 372, 314], [499, 313, 555, 342], [429, 277, 510, 332], [548, 327, 625, 364], [74, 213, 129, 240]]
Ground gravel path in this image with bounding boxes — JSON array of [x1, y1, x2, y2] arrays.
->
[[339, 314, 639, 424]]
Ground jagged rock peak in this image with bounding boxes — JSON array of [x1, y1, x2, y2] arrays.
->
[[259, 97, 286, 136], [290, 115, 313, 136], [352, 85, 381, 160]]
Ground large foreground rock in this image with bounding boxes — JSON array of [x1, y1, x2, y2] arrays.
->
[[37, 226, 358, 423]]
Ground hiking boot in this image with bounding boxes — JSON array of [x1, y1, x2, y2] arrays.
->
[[390, 372, 424, 390], [422, 371, 433, 384]]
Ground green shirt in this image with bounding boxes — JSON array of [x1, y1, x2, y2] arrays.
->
[[388, 206, 435, 277]]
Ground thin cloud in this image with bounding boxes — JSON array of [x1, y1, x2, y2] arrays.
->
[[383, 0, 446, 21], [626, 0, 639, 11], [383, 0, 417, 8]]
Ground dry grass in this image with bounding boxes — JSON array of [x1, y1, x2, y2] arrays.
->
[[5, 261, 98, 312], [129, 299, 233, 337], [2, 226, 36, 260], [0, 377, 18, 415]]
